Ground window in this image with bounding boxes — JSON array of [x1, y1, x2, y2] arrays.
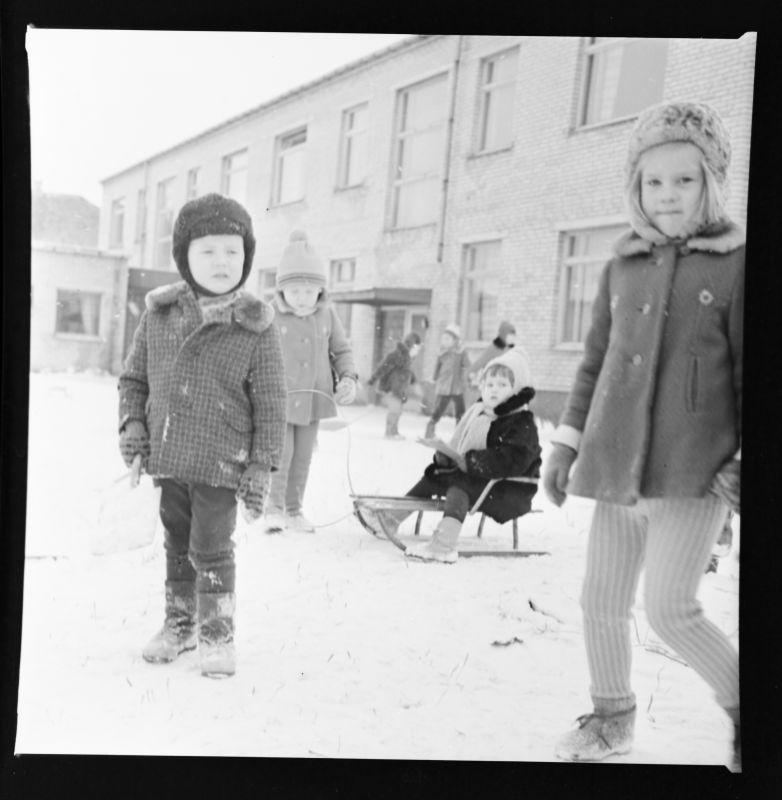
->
[[558, 225, 626, 345], [186, 167, 201, 200], [134, 189, 146, 244], [391, 74, 448, 228], [154, 177, 176, 269], [221, 150, 248, 202], [581, 37, 669, 127], [55, 290, 101, 336], [462, 241, 502, 342], [330, 258, 356, 286], [478, 47, 519, 151], [273, 128, 307, 205], [338, 104, 368, 187], [109, 198, 125, 248], [257, 269, 276, 303]]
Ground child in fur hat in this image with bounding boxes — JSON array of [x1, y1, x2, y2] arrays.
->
[[362, 348, 541, 563], [423, 323, 472, 439], [264, 230, 358, 534], [118, 193, 287, 678], [543, 101, 742, 769], [368, 331, 422, 439]]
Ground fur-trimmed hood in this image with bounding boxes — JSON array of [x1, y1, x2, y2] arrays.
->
[[492, 386, 535, 417], [614, 218, 745, 258], [145, 281, 275, 334]]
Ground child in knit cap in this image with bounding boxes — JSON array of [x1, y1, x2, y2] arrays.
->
[[424, 323, 471, 439], [265, 230, 358, 534], [467, 320, 519, 386], [118, 193, 287, 678], [362, 348, 541, 563], [543, 101, 742, 769]]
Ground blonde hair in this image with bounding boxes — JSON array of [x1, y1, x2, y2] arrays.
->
[[625, 144, 727, 232]]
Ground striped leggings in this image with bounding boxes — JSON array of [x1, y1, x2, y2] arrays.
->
[[581, 495, 738, 714]]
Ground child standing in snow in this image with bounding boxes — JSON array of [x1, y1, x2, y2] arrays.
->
[[118, 193, 287, 678], [367, 331, 422, 439], [363, 349, 541, 563], [542, 102, 742, 769], [424, 323, 471, 438], [264, 231, 358, 534]]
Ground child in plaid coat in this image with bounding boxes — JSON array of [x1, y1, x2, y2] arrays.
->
[[118, 193, 287, 678]]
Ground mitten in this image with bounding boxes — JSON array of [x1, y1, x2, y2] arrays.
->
[[119, 420, 150, 469], [335, 376, 357, 405], [542, 443, 577, 507], [710, 459, 740, 514], [236, 463, 271, 521]]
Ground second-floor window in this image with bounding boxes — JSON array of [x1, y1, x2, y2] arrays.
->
[[109, 198, 125, 248], [273, 128, 307, 205], [462, 240, 502, 342], [557, 225, 626, 346], [186, 167, 201, 200], [154, 177, 176, 269], [478, 47, 519, 152], [338, 104, 368, 187], [391, 74, 448, 228], [134, 189, 146, 244], [330, 258, 356, 286], [580, 37, 669, 127], [221, 150, 248, 202], [257, 269, 276, 303]]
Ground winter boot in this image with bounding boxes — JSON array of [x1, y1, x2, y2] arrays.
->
[[554, 706, 636, 762], [424, 419, 436, 439], [142, 581, 197, 663], [264, 508, 287, 534], [287, 512, 315, 533], [405, 516, 461, 563], [357, 506, 403, 539], [726, 706, 741, 772], [198, 592, 236, 678], [385, 412, 403, 439]]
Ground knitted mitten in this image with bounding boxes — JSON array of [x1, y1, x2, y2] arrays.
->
[[119, 419, 150, 468], [335, 376, 357, 405], [236, 463, 271, 521]]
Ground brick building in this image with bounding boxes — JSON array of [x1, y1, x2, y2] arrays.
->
[[98, 34, 756, 418]]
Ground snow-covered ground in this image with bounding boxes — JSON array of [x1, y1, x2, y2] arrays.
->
[[16, 371, 739, 763]]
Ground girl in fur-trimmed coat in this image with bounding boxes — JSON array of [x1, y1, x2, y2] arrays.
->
[[119, 194, 287, 679], [543, 102, 742, 770]]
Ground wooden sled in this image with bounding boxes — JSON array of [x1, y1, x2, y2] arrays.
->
[[352, 477, 550, 559]]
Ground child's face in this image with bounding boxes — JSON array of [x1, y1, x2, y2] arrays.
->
[[440, 332, 456, 349], [640, 142, 704, 238], [409, 343, 421, 358], [188, 234, 244, 294], [504, 333, 516, 346], [282, 282, 321, 315], [481, 373, 514, 410]]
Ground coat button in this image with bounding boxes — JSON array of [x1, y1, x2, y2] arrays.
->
[[632, 354, 643, 366]]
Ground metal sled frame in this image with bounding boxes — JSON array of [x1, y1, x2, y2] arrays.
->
[[352, 478, 550, 559]]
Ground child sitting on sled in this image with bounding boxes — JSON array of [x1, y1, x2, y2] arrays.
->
[[361, 348, 541, 563]]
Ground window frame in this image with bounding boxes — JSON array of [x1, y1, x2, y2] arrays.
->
[[108, 197, 125, 249], [460, 239, 503, 344], [338, 103, 369, 189], [272, 127, 308, 206], [54, 288, 103, 339], [477, 46, 519, 153], [186, 166, 202, 200], [153, 177, 176, 270], [220, 149, 248, 202], [134, 189, 146, 244]]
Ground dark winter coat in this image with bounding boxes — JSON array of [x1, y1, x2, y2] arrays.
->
[[557, 220, 744, 505], [272, 291, 356, 425], [417, 388, 541, 523], [369, 342, 417, 401], [433, 347, 471, 395], [119, 281, 287, 489]]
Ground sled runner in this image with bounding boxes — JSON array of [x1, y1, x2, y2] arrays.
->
[[352, 477, 550, 558]]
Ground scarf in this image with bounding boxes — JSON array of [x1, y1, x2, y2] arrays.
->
[[448, 401, 496, 455], [198, 291, 241, 324]]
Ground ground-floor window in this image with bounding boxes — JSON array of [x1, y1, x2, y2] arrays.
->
[[55, 289, 102, 337]]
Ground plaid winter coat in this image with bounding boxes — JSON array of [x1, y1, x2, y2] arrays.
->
[[272, 291, 357, 425], [119, 281, 287, 489], [554, 220, 744, 505]]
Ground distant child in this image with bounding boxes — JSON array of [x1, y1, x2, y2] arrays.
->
[[363, 349, 541, 563], [265, 230, 358, 534], [467, 320, 518, 386], [424, 323, 471, 438], [367, 332, 422, 439], [118, 193, 287, 678], [542, 102, 742, 770]]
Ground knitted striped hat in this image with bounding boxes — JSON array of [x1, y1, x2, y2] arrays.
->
[[276, 230, 326, 288]]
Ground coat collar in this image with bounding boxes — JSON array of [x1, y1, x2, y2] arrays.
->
[[145, 281, 275, 334], [613, 218, 745, 258], [493, 386, 535, 417]]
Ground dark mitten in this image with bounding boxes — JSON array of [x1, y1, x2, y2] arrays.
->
[[542, 443, 577, 507], [236, 463, 271, 521], [710, 459, 740, 514], [119, 420, 150, 468]]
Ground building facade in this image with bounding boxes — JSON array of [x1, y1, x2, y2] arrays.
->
[[98, 34, 756, 418]]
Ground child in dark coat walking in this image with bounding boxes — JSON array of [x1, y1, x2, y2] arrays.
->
[[543, 101, 742, 769], [367, 332, 422, 439], [119, 193, 287, 678], [363, 348, 541, 563]]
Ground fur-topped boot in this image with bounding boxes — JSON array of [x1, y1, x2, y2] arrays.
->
[[405, 516, 461, 564], [554, 705, 636, 761], [142, 580, 197, 663], [198, 592, 236, 678]]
